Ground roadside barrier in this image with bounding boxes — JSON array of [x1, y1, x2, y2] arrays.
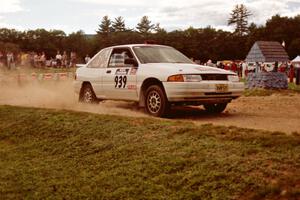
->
[[2, 72, 75, 83]]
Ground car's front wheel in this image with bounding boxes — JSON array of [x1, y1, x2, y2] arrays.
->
[[145, 85, 169, 117], [79, 84, 99, 104], [204, 103, 227, 113]]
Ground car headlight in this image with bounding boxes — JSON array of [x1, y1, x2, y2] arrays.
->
[[228, 75, 239, 82], [183, 74, 202, 82], [167, 74, 184, 82], [167, 74, 202, 82]]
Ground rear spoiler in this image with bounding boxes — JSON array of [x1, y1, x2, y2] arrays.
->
[[76, 64, 86, 68]]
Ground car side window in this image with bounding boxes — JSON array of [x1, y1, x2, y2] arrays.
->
[[108, 48, 134, 68], [87, 49, 111, 68]]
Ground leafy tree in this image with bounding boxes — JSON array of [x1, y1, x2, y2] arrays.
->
[[228, 4, 252, 36], [136, 16, 154, 34], [288, 39, 300, 59], [0, 28, 22, 43], [65, 30, 93, 59], [112, 16, 126, 32], [0, 41, 20, 54], [97, 15, 112, 35], [1, 13, 300, 63]]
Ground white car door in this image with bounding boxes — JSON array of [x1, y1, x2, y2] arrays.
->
[[86, 48, 111, 99], [102, 48, 138, 101]]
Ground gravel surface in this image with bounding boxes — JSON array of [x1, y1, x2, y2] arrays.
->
[[1, 81, 299, 134]]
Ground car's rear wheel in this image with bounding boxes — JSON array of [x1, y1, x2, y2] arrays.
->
[[204, 103, 227, 113], [145, 85, 169, 117], [79, 84, 98, 104]]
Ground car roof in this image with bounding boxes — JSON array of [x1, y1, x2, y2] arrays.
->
[[106, 44, 171, 49]]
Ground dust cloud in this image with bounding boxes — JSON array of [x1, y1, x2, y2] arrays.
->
[[0, 79, 147, 117]]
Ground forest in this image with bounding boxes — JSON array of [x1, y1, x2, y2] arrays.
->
[[0, 13, 300, 62]]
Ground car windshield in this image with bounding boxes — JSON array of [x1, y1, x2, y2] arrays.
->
[[133, 46, 193, 64]]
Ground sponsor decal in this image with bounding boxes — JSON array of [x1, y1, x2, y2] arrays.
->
[[44, 73, 53, 80], [129, 68, 138, 75], [115, 68, 129, 75], [59, 73, 68, 80], [127, 84, 137, 90]]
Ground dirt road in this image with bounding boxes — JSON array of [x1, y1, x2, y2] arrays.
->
[[0, 81, 299, 134]]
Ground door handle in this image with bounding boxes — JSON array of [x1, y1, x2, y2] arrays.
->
[[106, 70, 111, 74]]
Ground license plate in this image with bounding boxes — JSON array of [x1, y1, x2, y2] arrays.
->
[[215, 84, 228, 92]]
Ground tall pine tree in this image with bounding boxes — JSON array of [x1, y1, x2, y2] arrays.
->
[[228, 4, 252, 36], [97, 15, 112, 36], [112, 16, 126, 32], [136, 16, 154, 34]]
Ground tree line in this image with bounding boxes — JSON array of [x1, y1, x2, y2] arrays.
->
[[0, 5, 300, 62]]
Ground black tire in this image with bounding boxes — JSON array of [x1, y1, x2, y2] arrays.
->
[[145, 85, 169, 117], [204, 103, 227, 113], [79, 84, 99, 104]]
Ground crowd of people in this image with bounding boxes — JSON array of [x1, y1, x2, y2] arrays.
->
[[200, 59, 298, 81], [0, 51, 78, 70], [1, 51, 299, 83]]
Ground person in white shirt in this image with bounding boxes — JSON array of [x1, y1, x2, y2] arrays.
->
[[56, 51, 62, 67], [6, 52, 14, 70], [85, 55, 91, 64]]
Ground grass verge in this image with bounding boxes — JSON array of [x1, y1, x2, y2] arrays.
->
[[243, 83, 300, 97], [0, 106, 299, 199]]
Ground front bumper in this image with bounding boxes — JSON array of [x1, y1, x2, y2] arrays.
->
[[163, 81, 244, 103]]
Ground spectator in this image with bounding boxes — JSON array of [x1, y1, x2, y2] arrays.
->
[[40, 52, 46, 67], [56, 51, 62, 67], [242, 62, 247, 78], [29, 52, 35, 67], [217, 62, 224, 69], [33, 53, 40, 68], [0, 51, 4, 68], [62, 51, 68, 67], [20, 53, 27, 67], [206, 59, 215, 67], [6, 52, 14, 70], [69, 52, 76, 67], [289, 63, 295, 83], [224, 63, 230, 71], [231, 62, 237, 72], [50, 57, 57, 67], [273, 62, 278, 72], [85, 54, 91, 63], [279, 63, 287, 73]]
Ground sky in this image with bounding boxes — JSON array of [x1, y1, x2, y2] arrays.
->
[[0, 0, 300, 34]]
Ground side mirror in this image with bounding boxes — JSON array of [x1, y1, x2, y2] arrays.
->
[[124, 58, 138, 67]]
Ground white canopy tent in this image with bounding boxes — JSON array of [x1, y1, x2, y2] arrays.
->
[[292, 55, 300, 68], [292, 55, 300, 63]]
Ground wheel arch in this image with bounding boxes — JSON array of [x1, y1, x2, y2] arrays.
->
[[139, 77, 167, 107], [79, 81, 92, 100]]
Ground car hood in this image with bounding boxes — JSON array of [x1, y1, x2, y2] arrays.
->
[[140, 63, 236, 75]]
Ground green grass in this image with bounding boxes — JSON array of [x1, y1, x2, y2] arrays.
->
[[0, 106, 299, 199], [243, 82, 300, 97], [243, 89, 275, 97], [289, 82, 300, 92]]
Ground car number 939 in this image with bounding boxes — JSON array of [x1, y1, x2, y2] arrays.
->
[[115, 75, 127, 88]]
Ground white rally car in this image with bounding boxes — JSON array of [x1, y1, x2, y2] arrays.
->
[[74, 44, 244, 117]]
